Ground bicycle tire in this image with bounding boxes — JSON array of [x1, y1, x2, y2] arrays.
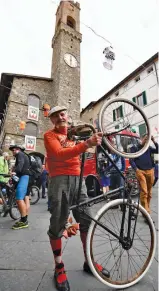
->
[[86, 199, 156, 289], [98, 97, 151, 159], [9, 195, 20, 220], [30, 186, 40, 205]]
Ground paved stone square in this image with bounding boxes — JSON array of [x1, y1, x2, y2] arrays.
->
[[0, 186, 158, 291]]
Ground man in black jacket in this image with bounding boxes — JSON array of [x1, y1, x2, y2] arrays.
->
[[9, 145, 30, 229]]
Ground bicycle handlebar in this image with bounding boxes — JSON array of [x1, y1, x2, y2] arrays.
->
[[67, 123, 96, 140]]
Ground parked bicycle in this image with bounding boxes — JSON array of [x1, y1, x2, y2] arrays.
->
[[0, 174, 20, 220], [27, 176, 40, 205], [67, 97, 156, 289]]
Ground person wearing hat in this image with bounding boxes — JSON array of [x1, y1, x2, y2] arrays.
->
[[9, 145, 30, 230], [44, 106, 109, 291]]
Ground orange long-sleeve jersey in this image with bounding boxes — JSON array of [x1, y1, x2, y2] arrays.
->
[[44, 129, 89, 177]]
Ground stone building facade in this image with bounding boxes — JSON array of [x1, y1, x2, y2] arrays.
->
[[0, 1, 81, 156], [81, 53, 159, 140]]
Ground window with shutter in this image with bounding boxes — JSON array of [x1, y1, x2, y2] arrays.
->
[[133, 92, 147, 108], [116, 106, 123, 119], [139, 123, 146, 136], [113, 110, 116, 121], [142, 91, 147, 105], [119, 105, 123, 117]]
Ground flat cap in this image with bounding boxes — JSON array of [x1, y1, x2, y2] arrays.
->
[[48, 106, 67, 117]]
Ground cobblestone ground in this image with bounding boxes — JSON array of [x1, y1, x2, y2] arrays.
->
[[0, 185, 158, 291]]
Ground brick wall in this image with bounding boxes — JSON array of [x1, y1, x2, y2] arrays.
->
[[2, 77, 53, 154]]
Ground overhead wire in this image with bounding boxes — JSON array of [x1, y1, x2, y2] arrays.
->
[[0, 0, 157, 111], [50, 0, 157, 77]]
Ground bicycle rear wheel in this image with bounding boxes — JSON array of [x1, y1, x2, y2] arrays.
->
[[86, 199, 156, 289], [30, 186, 40, 205], [98, 98, 151, 158]]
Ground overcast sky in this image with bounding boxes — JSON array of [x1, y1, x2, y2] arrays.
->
[[0, 0, 158, 109]]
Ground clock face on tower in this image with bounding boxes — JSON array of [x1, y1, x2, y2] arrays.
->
[[64, 53, 78, 68]]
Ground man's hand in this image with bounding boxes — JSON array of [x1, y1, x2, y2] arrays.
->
[[86, 132, 103, 147], [151, 136, 155, 143], [11, 172, 16, 176]]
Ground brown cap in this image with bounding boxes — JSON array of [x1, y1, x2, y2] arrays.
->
[[48, 106, 67, 117]]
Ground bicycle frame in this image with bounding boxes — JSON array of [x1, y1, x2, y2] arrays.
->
[[70, 137, 139, 247]]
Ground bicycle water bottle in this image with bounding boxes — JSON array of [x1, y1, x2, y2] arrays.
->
[[12, 175, 19, 183], [2, 188, 6, 194]]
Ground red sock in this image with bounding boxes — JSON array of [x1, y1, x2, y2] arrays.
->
[[50, 238, 67, 284], [80, 232, 87, 262]]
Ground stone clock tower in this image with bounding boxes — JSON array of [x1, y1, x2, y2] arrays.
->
[[51, 1, 82, 120]]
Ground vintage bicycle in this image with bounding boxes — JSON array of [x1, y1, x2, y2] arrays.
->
[[67, 97, 156, 289]]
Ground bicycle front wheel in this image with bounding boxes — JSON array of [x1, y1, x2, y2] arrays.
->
[[86, 199, 156, 289], [98, 97, 151, 159]]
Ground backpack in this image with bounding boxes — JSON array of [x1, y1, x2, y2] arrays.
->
[[27, 154, 42, 177]]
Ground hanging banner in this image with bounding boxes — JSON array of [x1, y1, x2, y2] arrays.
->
[[28, 106, 39, 121], [25, 135, 36, 151]]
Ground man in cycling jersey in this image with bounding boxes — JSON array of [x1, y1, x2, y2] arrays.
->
[[44, 106, 110, 291], [9, 145, 30, 230]]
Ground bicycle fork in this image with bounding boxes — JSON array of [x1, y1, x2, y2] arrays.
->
[[120, 186, 139, 250]]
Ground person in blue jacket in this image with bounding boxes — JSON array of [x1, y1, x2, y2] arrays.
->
[[153, 160, 158, 187], [41, 165, 48, 198], [109, 153, 126, 192]]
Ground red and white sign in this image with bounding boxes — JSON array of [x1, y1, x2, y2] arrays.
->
[[25, 135, 36, 151], [28, 106, 39, 121]]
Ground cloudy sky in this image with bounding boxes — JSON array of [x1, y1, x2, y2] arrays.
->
[[0, 0, 158, 109]]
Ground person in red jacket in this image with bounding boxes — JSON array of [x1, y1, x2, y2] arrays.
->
[[44, 106, 109, 291]]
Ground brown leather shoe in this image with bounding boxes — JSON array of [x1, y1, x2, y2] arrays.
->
[[54, 271, 70, 291]]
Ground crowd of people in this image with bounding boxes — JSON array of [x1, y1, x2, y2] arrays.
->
[[98, 150, 125, 194], [98, 133, 158, 215], [0, 147, 49, 229], [0, 105, 158, 291]]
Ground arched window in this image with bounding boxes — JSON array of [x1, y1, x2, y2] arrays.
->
[[28, 94, 39, 108], [24, 122, 38, 137], [67, 16, 76, 29]]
